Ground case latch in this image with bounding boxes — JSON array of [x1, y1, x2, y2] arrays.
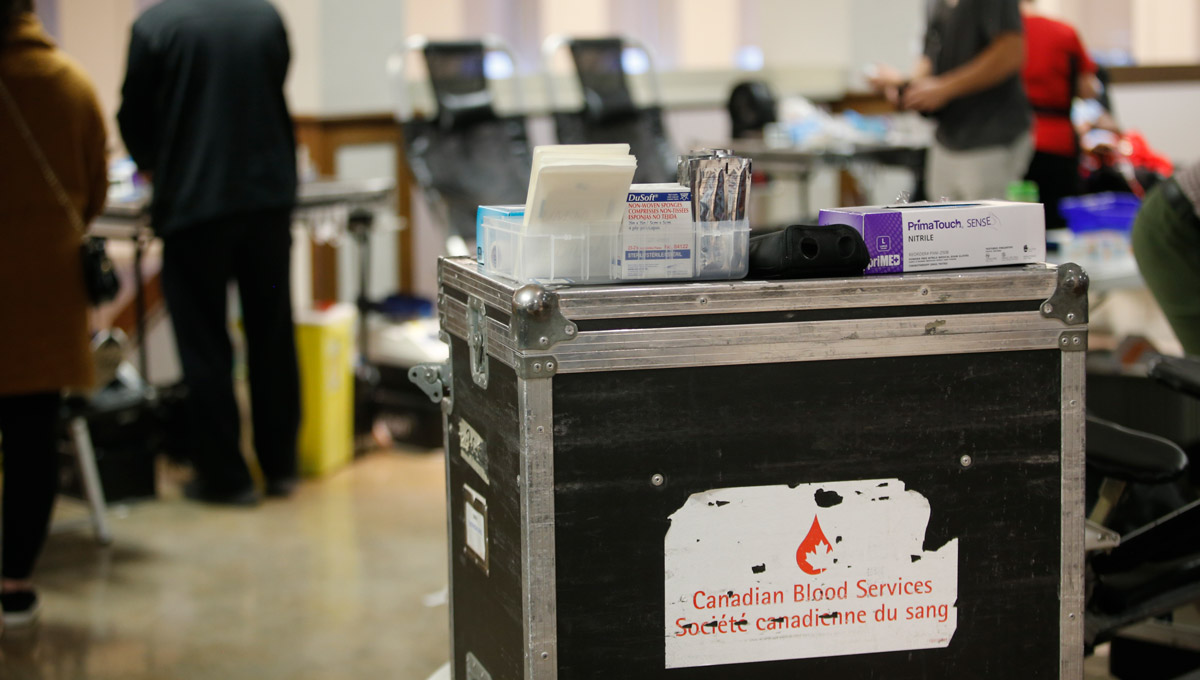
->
[[468, 295, 490, 389], [408, 360, 453, 413], [1042, 263, 1089, 325]]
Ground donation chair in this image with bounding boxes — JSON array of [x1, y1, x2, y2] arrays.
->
[[1085, 355, 1200, 678], [728, 80, 777, 140], [389, 36, 533, 243], [541, 35, 676, 184]]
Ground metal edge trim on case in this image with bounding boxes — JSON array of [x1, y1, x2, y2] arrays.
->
[[439, 261, 461, 674], [1060, 349, 1086, 678], [466, 651, 493, 680], [515, 356, 559, 380], [445, 295, 1068, 371], [554, 267, 1061, 320], [547, 312, 1065, 372], [440, 257, 1061, 322], [547, 330, 1066, 372], [442, 258, 519, 315], [1058, 330, 1088, 352], [443, 407, 458, 677], [518, 378, 558, 679]]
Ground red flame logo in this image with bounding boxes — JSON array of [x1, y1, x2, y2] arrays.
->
[[796, 516, 833, 575]]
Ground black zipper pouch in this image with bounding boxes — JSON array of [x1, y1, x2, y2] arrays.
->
[[748, 224, 869, 279]]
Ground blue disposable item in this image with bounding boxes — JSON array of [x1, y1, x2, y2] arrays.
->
[[476, 205, 525, 263], [1059, 193, 1141, 233], [374, 294, 435, 321]]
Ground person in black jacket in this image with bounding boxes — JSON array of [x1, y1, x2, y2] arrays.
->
[[118, 0, 300, 505]]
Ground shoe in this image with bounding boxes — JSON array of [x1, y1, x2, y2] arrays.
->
[[1, 590, 41, 628], [264, 477, 298, 498], [183, 479, 260, 507]]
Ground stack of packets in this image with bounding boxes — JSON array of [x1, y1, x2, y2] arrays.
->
[[524, 144, 637, 278], [676, 149, 752, 279], [476, 145, 752, 283], [817, 200, 1046, 275]]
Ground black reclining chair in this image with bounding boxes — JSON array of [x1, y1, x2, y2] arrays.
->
[[728, 80, 777, 140], [1085, 355, 1200, 678], [391, 37, 533, 241], [542, 35, 676, 184]]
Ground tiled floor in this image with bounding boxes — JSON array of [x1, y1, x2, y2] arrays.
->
[[1, 448, 1120, 679]]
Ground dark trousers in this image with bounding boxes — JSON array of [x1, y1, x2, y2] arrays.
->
[[0, 392, 62, 580], [161, 209, 300, 494], [1025, 150, 1081, 229]]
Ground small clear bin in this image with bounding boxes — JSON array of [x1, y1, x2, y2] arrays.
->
[[481, 214, 749, 284], [695, 220, 750, 281]]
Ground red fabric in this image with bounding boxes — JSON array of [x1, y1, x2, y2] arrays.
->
[[1124, 131, 1174, 177], [1022, 15, 1096, 157]]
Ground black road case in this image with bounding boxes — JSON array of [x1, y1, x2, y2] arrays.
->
[[428, 256, 1088, 679]]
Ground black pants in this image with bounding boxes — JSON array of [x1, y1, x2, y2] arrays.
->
[[161, 209, 300, 494], [0, 392, 62, 581], [1025, 151, 1081, 229]]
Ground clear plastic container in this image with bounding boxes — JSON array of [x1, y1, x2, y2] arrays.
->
[[695, 220, 750, 281], [480, 214, 749, 284]]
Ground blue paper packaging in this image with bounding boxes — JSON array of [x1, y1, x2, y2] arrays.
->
[[476, 205, 525, 264]]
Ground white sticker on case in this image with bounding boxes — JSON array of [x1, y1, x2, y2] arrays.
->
[[464, 484, 488, 572], [664, 478, 958, 669]]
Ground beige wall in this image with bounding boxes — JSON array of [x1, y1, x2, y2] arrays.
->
[[1132, 0, 1200, 64], [58, 0, 135, 138], [274, 0, 321, 113], [540, 0, 611, 38], [675, 0, 742, 69], [406, 0, 467, 40]]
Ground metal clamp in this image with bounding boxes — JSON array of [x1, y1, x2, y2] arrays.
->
[[407, 360, 453, 414], [1042, 263, 1089, 325], [468, 295, 490, 389], [511, 284, 578, 351]]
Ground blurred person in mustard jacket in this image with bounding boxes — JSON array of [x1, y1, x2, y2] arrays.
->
[[0, 0, 108, 630]]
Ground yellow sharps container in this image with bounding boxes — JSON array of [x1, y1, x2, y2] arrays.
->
[[294, 303, 356, 477]]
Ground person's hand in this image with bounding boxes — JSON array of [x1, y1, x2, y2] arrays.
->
[[902, 76, 953, 113], [867, 63, 905, 105], [1093, 111, 1122, 135]]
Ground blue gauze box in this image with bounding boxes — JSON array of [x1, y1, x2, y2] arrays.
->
[[476, 205, 525, 264], [818, 200, 1046, 275]]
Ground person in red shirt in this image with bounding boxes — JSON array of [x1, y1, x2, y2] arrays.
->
[[1021, 0, 1101, 227]]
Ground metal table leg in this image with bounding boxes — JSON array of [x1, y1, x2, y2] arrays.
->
[[69, 415, 113, 546]]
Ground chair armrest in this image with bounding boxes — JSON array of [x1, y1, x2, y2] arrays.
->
[[1148, 355, 1200, 400], [1087, 415, 1188, 484]]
